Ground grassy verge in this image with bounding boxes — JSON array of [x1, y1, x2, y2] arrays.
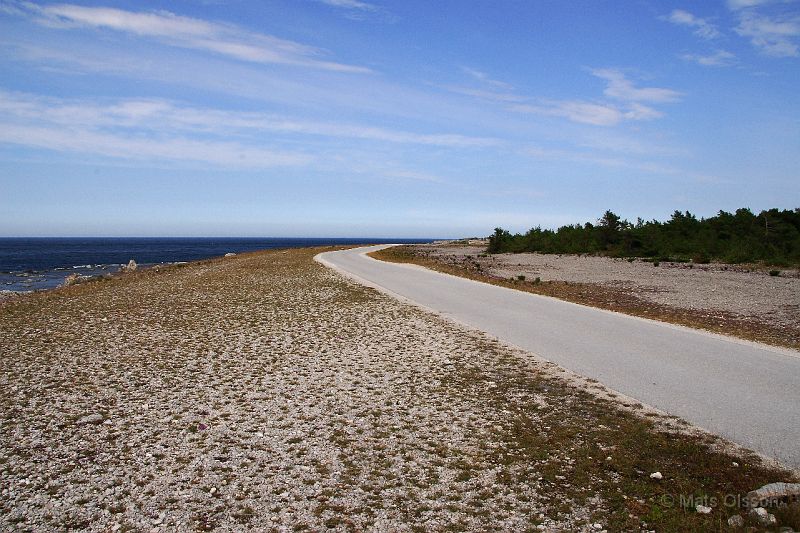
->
[[369, 246, 800, 351], [444, 342, 799, 532]]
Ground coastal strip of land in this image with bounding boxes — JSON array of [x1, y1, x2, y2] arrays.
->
[[1, 247, 797, 531]]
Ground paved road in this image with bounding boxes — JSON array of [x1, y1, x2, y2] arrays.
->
[[317, 245, 800, 469]]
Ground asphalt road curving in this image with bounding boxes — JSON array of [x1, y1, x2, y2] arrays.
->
[[317, 245, 800, 470]]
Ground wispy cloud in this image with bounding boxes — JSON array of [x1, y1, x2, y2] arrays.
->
[[439, 67, 521, 103], [591, 69, 683, 103], [451, 67, 678, 127], [523, 144, 683, 176], [0, 91, 311, 168], [461, 67, 513, 89], [442, 85, 526, 103], [0, 123, 310, 168], [317, 0, 378, 11], [313, 0, 395, 22], [681, 49, 737, 66], [512, 100, 626, 126], [734, 10, 800, 57], [666, 9, 721, 39], [727, 0, 772, 10], [514, 69, 681, 126], [9, 2, 371, 72], [0, 89, 501, 172]]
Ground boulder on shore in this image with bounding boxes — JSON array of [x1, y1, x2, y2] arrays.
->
[[120, 259, 137, 273]]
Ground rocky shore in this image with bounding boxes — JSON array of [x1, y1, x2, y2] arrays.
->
[[1, 247, 796, 531]]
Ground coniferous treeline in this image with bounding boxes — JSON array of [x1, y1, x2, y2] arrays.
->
[[487, 208, 800, 265]]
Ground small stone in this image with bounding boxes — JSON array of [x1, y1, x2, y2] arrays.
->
[[649, 472, 663, 480], [732, 461, 739, 467], [224, 253, 236, 257], [750, 507, 777, 526], [76, 413, 104, 425], [696, 505, 712, 514], [592, 523, 603, 530], [727, 515, 744, 528]]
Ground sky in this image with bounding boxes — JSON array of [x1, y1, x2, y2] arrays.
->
[[0, 0, 798, 237]]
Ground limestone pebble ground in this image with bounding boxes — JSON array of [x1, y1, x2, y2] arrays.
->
[[0, 247, 791, 531]]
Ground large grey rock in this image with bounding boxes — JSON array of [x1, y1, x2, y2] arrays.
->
[[747, 482, 800, 508]]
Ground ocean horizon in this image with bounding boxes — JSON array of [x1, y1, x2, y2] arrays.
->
[[0, 237, 437, 292]]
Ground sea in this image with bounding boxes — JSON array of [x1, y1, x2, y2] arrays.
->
[[0, 237, 433, 293]]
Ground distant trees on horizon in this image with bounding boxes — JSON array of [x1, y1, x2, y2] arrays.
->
[[487, 208, 800, 266]]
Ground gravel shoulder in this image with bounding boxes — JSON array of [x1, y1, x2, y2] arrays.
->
[[1, 247, 796, 531], [380, 244, 800, 351]]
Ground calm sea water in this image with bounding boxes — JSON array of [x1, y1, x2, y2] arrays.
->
[[0, 237, 433, 292]]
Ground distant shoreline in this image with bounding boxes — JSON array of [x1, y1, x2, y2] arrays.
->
[[0, 237, 435, 292]]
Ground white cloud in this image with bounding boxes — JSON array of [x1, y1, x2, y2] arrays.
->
[[666, 9, 721, 39], [461, 67, 513, 89], [728, 0, 772, 10], [512, 101, 623, 126], [681, 49, 737, 66], [591, 69, 683, 103], [317, 0, 377, 11], [443, 85, 526, 103], [384, 170, 446, 184], [451, 67, 677, 126], [507, 70, 678, 127], [0, 89, 501, 173], [12, 2, 371, 72], [623, 103, 663, 120], [0, 123, 311, 168], [734, 10, 800, 57]]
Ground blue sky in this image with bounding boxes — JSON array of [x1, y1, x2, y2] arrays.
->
[[0, 0, 798, 237]]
